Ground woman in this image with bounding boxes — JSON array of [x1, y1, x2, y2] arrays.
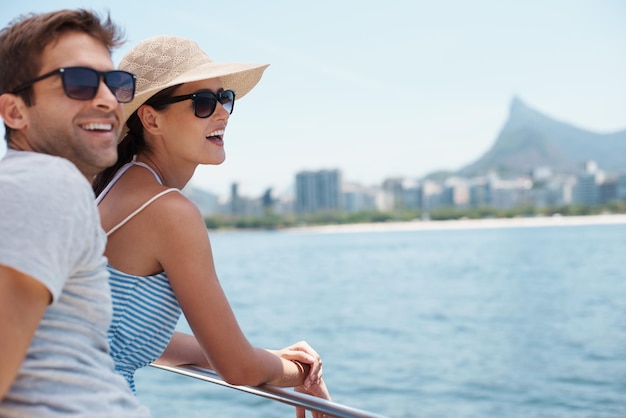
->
[[93, 35, 330, 412]]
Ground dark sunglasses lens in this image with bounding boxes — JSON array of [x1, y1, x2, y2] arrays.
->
[[219, 91, 235, 114], [62, 68, 98, 100], [104, 71, 136, 103], [191, 91, 235, 118], [193, 96, 218, 118], [62, 68, 135, 103]]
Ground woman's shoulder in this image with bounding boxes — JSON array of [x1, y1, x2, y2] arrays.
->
[[143, 188, 212, 258], [143, 188, 205, 227], [149, 187, 200, 212]]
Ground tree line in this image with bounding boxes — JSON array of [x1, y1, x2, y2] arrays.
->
[[203, 201, 626, 231]]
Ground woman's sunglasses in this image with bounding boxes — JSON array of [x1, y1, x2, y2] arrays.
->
[[152, 90, 236, 118], [11, 66, 137, 103]]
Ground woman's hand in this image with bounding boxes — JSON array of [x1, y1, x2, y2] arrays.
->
[[295, 376, 331, 418], [273, 341, 331, 418], [274, 341, 325, 389]]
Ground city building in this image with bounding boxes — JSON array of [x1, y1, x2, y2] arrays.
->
[[572, 160, 604, 206], [295, 169, 343, 215], [200, 159, 626, 218]]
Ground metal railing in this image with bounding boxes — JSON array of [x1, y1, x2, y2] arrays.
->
[[150, 363, 388, 418]]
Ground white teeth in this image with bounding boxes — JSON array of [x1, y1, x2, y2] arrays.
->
[[82, 123, 112, 131], [207, 129, 225, 138]]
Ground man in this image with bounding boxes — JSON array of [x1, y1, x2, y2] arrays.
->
[[0, 9, 150, 416]]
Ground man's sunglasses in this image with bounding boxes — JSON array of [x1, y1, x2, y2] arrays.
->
[[11, 66, 136, 103], [151, 90, 236, 118]]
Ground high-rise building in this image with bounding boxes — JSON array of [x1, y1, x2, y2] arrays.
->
[[573, 161, 604, 206], [617, 174, 626, 201], [295, 169, 343, 215]]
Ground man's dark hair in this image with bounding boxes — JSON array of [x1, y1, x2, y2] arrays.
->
[[0, 9, 125, 141]]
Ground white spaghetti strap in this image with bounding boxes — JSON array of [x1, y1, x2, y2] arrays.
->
[[96, 157, 164, 204], [132, 161, 163, 185], [106, 188, 179, 236], [96, 161, 134, 204]]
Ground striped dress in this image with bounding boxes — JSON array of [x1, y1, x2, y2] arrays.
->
[[107, 266, 181, 392], [96, 158, 183, 392]]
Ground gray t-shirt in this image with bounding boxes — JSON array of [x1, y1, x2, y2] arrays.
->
[[0, 150, 150, 417]]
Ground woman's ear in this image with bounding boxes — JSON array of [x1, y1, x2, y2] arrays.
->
[[0, 93, 28, 130], [136, 104, 161, 134]]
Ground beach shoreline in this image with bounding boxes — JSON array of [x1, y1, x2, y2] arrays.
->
[[287, 213, 626, 234]]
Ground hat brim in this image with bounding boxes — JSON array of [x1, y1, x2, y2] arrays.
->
[[121, 61, 269, 129]]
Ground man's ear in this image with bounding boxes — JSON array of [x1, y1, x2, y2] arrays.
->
[[0, 93, 28, 130]]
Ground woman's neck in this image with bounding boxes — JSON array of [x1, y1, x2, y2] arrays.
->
[[134, 155, 195, 190]]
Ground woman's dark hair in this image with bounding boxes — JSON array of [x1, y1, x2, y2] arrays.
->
[[92, 85, 180, 196]]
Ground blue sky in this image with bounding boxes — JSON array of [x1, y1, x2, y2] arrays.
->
[[2, 0, 625, 199]]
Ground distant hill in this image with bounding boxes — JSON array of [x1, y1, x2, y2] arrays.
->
[[458, 97, 626, 177]]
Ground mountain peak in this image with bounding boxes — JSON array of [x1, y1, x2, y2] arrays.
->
[[510, 96, 527, 113], [508, 96, 542, 123], [458, 97, 626, 177]]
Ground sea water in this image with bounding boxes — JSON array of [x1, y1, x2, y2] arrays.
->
[[135, 222, 626, 417]]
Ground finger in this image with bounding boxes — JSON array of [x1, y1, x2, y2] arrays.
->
[[296, 406, 305, 418], [310, 378, 332, 401], [286, 342, 324, 388], [290, 341, 319, 358], [283, 350, 322, 387], [281, 349, 316, 364], [306, 359, 322, 388]]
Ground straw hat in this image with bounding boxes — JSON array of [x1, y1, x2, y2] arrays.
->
[[119, 35, 269, 126]]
